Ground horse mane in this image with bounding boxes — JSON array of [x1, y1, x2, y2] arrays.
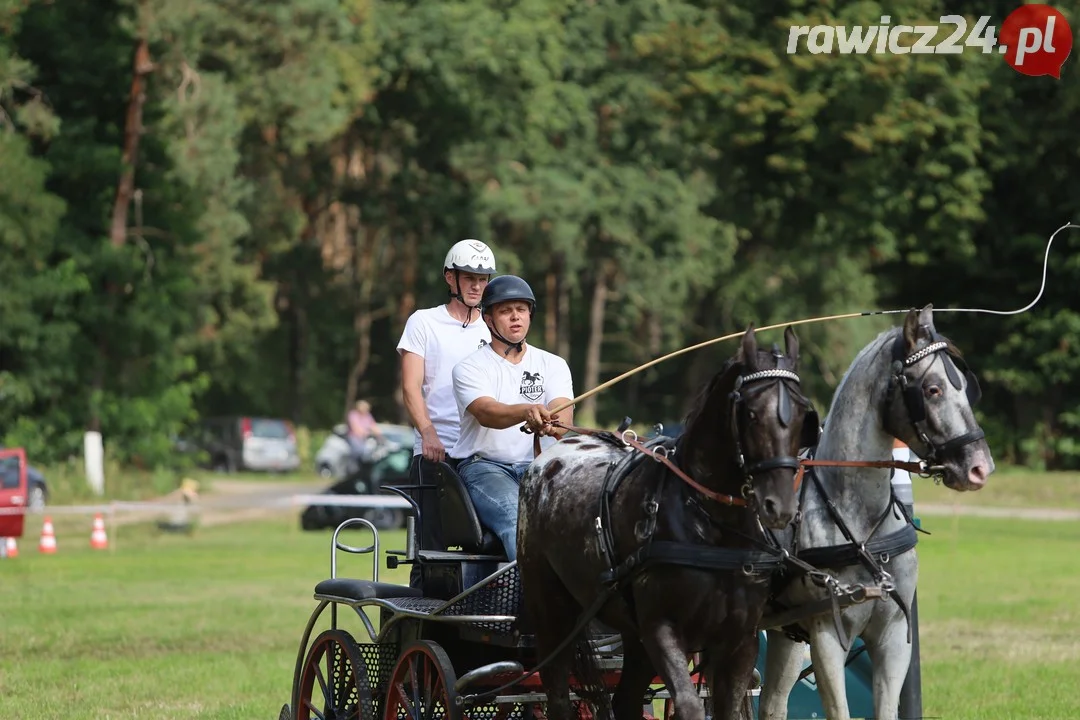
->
[[826, 327, 899, 411], [680, 356, 740, 432]]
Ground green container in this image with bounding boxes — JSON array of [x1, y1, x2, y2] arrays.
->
[[752, 632, 874, 719]]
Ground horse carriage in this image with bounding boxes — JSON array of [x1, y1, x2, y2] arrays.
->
[[279, 307, 994, 720], [280, 452, 718, 720]]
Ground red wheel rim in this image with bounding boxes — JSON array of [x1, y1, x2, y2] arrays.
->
[[383, 641, 461, 720], [297, 629, 374, 720]]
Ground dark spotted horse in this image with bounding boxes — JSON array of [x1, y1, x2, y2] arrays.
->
[[514, 325, 825, 720]]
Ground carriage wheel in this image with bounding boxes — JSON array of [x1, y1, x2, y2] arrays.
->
[[383, 640, 462, 720], [296, 629, 376, 720]]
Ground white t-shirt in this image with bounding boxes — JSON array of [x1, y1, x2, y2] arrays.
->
[[397, 305, 491, 456], [451, 344, 574, 464]]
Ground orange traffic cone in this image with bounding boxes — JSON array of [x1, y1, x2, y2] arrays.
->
[[90, 514, 109, 550], [4, 537, 17, 558], [39, 517, 57, 554]]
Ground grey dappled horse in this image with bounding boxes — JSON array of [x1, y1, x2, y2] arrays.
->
[[518, 326, 818, 720], [758, 305, 995, 720]]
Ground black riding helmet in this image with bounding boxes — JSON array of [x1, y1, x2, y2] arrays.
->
[[481, 275, 536, 354], [481, 275, 536, 315]]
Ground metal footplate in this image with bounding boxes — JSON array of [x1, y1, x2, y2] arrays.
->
[[759, 582, 885, 630]]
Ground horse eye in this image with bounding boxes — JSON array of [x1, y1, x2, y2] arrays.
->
[[926, 385, 943, 398]]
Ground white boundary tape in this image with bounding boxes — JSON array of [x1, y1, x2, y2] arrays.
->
[[0, 493, 411, 516]]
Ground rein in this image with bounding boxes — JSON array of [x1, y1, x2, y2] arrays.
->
[[544, 419, 748, 507], [793, 457, 935, 491], [538, 420, 934, 499]]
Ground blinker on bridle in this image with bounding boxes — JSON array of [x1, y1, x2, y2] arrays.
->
[[729, 366, 819, 497], [887, 336, 985, 471]]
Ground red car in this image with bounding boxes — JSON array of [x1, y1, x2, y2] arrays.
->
[[0, 447, 28, 539]]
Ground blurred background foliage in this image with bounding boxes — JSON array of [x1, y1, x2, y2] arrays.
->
[[1, 0, 1078, 470]]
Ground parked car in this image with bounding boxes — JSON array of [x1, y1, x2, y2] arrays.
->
[[0, 445, 47, 511], [314, 423, 414, 480], [196, 416, 301, 473], [301, 437, 413, 531]]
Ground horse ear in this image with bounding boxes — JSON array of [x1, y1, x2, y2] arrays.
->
[[918, 303, 935, 335], [903, 303, 935, 352], [784, 325, 800, 366], [740, 323, 758, 366]]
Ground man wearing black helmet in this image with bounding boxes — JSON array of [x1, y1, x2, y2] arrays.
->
[[450, 275, 574, 561]]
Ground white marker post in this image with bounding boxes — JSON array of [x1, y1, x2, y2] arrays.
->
[[84, 431, 105, 496], [891, 439, 922, 719]]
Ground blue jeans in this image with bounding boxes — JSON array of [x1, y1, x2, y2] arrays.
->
[[456, 456, 530, 561]]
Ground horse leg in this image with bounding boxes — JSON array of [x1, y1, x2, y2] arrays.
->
[[803, 619, 853, 720], [703, 632, 759, 720], [612, 638, 657, 720], [520, 556, 579, 720], [863, 619, 913, 720], [640, 622, 705, 720], [758, 630, 805, 720]]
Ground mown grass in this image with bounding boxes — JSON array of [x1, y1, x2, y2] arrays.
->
[[0, 517, 409, 719], [914, 465, 1080, 510], [915, 514, 1080, 719], [2, 509, 1079, 718]]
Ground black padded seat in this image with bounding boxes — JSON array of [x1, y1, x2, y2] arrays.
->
[[430, 461, 507, 558], [314, 578, 424, 602]]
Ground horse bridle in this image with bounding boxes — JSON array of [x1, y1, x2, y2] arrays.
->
[[885, 333, 985, 469], [729, 364, 820, 498]]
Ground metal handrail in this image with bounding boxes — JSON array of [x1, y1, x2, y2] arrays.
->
[[330, 517, 379, 581]]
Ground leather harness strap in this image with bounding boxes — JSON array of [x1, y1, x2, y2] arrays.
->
[[543, 419, 748, 507], [528, 420, 927, 507]]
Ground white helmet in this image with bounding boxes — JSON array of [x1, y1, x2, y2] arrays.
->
[[444, 239, 496, 275]]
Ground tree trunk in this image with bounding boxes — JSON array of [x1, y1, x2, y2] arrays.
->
[[557, 263, 571, 361], [545, 266, 557, 350], [394, 229, 418, 423], [344, 225, 377, 416], [290, 283, 308, 425], [110, 37, 154, 247], [648, 310, 662, 357], [580, 261, 611, 425], [89, 338, 107, 433]]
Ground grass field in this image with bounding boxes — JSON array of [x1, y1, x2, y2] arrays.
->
[[2, 490, 1079, 719], [913, 465, 1080, 510]]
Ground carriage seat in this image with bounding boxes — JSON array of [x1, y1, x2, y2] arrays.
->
[[314, 577, 423, 602], [417, 460, 507, 562]]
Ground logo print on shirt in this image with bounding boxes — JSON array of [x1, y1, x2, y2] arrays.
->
[[479, 339, 488, 349], [520, 370, 545, 401]]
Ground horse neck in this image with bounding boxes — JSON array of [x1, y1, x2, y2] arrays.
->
[[806, 333, 898, 527], [680, 370, 740, 496], [672, 369, 757, 537]]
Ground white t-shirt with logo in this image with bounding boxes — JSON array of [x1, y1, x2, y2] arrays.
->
[[396, 305, 491, 456], [451, 344, 574, 464]]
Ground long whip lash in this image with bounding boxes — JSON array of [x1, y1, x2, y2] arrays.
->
[[548, 222, 1079, 416]]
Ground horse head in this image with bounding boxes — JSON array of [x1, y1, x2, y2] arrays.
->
[[883, 304, 995, 490], [683, 324, 817, 530]]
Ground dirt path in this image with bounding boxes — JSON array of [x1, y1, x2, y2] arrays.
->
[[104, 478, 1080, 530], [95, 476, 328, 529], [915, 503, 1080, 521]]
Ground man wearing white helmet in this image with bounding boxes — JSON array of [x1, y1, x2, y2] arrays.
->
[[397, 239, 496, 585], [397, 239, 497, 463]]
